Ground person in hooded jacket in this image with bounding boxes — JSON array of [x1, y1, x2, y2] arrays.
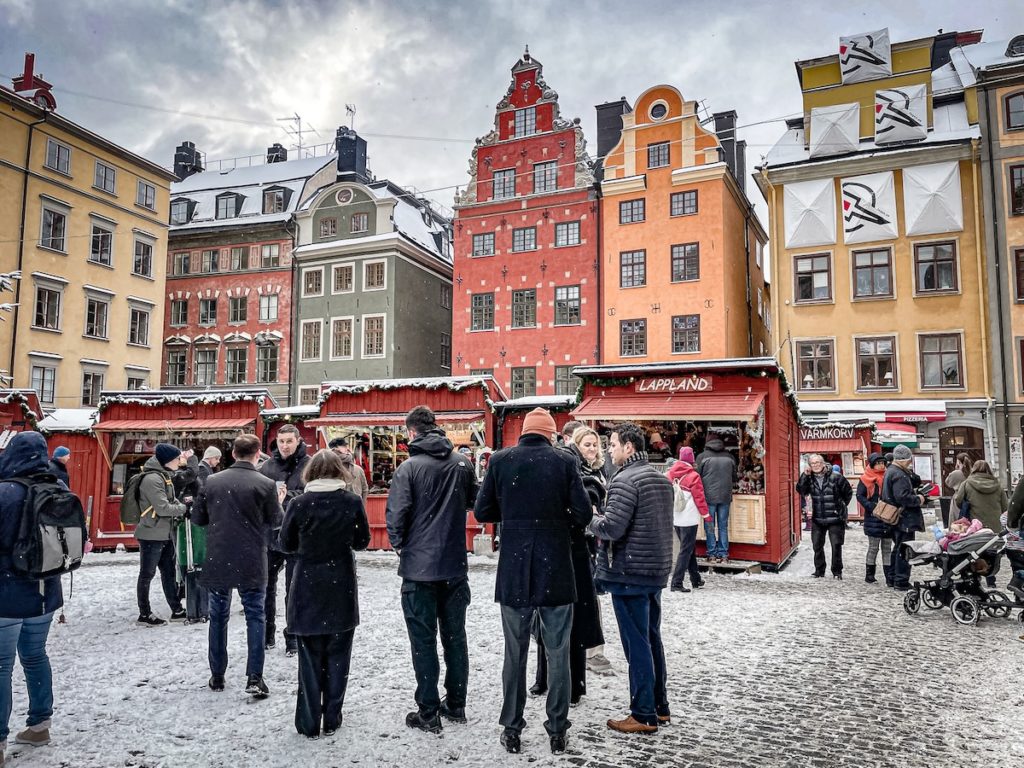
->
[[857, 453, 893, 585], [952, 460, 1007, 586], [696, 434, 737, 562], [386, 406, 478, 735], [259, 424, 309, 654], [135, 443, 187, 626], [47, 446, 70, 487], [883, 444, 927, 591], [0, 432, 65, 761], [667, 446, 712, 592], [796, 453, 853, 579]]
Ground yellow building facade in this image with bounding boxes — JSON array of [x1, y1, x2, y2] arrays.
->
[[0, 85, 175, 409]]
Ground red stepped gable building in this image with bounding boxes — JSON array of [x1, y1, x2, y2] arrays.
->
[[453, 48, 599, 398]]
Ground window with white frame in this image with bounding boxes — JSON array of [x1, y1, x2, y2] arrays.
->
[[170, 199, 190, 225], [199, 298, 217, 325], [512, 227, 536, 252], [263, 188, 285, 214], [173, 252, 190, 275], [757, 288, 763, 317], [303, 268, 324, 297], [351, 212, 369, 233], [94, 161, 116, 194], [226, 347, 248, 385], [300, 320, 322, 361], [40, 206, 67, 251], [363, 315, 385, 357], [201, 249, 220, 274], [134, 239, 154, 277], [33, 285, 61, 331], [215, 194, 237, 219], [81, 371, 104, 407], [194, 349, 217, 386], [320, 217, 337, 238], [229, 247, 248, 271], [166, 349, 187, 386], [170, 299, 188, 326], [45, 139, 71, 174], [331, 317, 354, 360], [554, 285, 581, 325], [513, 107, 536, 138], [261, 244, 280, 267], [89, 225, 113, 266], [364, 261, 386, 290], [333, 263, 354, 293], [259, 293, 278, 321], [84, 297, 109, 339], [129, 307, 150, 346], [472, 233, 495, 256], [136, 180, 156, 210], [229, 296, 247, 323], [299, 387, 319, 406], [126, 375, 146, 391], [256, 345, 278, 383], [555, 221, 580, 247], [533, 161, 557, 194], [492, 169, 516, 200], [30, 365, 56, 404]]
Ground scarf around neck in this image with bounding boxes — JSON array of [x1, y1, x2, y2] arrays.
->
[[860, 466, 886, 496], [305, 478, 346, 493]]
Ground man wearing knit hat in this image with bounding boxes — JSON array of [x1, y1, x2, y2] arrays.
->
[[882, 444, 927, 591], [476, 407, 592, 756], [48, 446, 71, 486], [197, 446, 222, 487], [134, 443, 187, 626]]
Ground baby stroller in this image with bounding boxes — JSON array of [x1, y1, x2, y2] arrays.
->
[[901, 529, 1013, 626], [1004, 528, 1024, 624]]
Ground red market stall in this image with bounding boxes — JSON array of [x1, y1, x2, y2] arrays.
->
[[798, 422, 874, 521], [571, 358, 802, 569], [496, 395, 577, 447], [262, 405, 319, 453], [307, 376, 504, 551], [0, 389, 41, 451], [38, 408, 102, 537]]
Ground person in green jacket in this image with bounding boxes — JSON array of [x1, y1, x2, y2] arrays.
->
[[952, 460, 1007, 588], [135, 444, 187, 626]]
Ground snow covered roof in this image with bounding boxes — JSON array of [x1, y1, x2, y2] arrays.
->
[[263, 405, 320, 416], [37, 408, 98, 433], [495, 395, 576, 411], [173, 154, 337, 194], [573, 358, 783, 377], [957, 38, 1024, 73]]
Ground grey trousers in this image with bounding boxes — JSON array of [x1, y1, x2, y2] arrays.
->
[[499, 603, 572, 736], [865, 536, 892, 567]]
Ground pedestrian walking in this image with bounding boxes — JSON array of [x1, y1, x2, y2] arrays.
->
[[883, 444, 927, 592], [192, 434, 285, 698], [857, 453, 893, 586], [47, 446, 70, 487], [475, 407, 592, 755], [944, 452, 973, 495], [696, 433, 737, 563], [259, 424, 309, 655], [279, 450, 370, 738], [135, 443, 187, 626], [952, 460, 1007, 586], [797, 453, 853, 579], [667, 446, 711, 592], [386, 406, 478, 734], [0, 432, 64, 763], [328, 438, 368, 503], [589, 422, 674, 734]]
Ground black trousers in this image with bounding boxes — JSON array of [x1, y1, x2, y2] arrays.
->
[[400, 576, 470, 717], [265, 550, 295, 645], [671, 525, 702, 587], [811, 523, 845, 576], [137, 539, 182, 616], [891, 529, 915, 588], [295, 630, 355, 737]]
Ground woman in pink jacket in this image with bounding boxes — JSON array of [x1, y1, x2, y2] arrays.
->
[[667, 447, 712, 592]]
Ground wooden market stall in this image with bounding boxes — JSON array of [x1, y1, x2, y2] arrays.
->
[[38, 408, 102, 539], [496, 395, 577, 448], [571, 358, 802, 569], [262, 405, 319, 453], [798, 422, 874, 521], [0, 389, 41, 451], [307, 376, 505, 551]]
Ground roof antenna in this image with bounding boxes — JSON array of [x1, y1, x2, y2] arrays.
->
[[345, 103, 356, 131], [276, 113, 320, 157]]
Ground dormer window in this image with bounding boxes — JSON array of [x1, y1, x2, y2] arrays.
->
[[263, 187, 290, 214], [170, 198, 193, 225], [216, 193, 242, 220], [1007, 35, 1024, 57]]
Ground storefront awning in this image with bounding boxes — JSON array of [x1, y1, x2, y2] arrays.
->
[[874, 421, 919, 448], [571, 393, 765, 422], [93, 418, 255, 432], [307, 411, 486, 427], [800, 437, 866, 454]]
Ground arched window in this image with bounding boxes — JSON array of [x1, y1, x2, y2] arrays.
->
[[1007, 92, 1024, 131], [1006, 35, 1024, 57]]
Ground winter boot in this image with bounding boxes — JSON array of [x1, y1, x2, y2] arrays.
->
[[15, 721, 51, 747], [439, 698, 466, 723], [245, 675, 269, 699], [865, 565, 877, 584], [405, 710, 442, 733], [882, 564, 895, 588]]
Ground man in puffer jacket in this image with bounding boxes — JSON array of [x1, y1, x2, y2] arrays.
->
[[590, 423, 674, 735], [796, 453, 853, 579], [135, 443, 187, 626]]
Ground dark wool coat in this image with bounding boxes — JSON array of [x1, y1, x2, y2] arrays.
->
[[259, 441, 310, 552], [591, 458, 674, 588], [278, 487, 370, 635], [192, 462, 283, 591], [565, 444, 605, 648], [796, 470, 853, 527], [697, 438, 737, 505], [196, 461, 215, 487], [47, 459, 69, 487], [475, 434, 593, 608], [386, 430, 478, 582], [857, 477, 893, 539], [0, 432, 63, 618], [881, 464, 925, 534]]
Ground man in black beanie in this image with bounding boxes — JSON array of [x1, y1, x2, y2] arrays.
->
[[135, 443, 187, 626]]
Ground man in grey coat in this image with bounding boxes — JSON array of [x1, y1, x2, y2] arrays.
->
[[590, 422, 674, 735], [134, 443, 187, 626], [697, 433, 737, 562]]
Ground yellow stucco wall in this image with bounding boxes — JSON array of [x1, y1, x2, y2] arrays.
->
[[996, 83, 1024, 396]]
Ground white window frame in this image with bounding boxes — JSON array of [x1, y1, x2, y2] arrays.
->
[[136, 180, 156, 210], [225, 346, 248, 385], [80, 370, 104, 407], [89, 222, 114, 266], [302, 266, 325, 298], [94, 160, 117, 195], [361, 313, 386, 359], [329, 315, 355, 361], [256, 344, 279, 384], [170, 299, 188, 327], [128, 306, 151, 347], [32, 278, 65, 332], [363, 259, 387, 291], [198, 297, 217, 326], [193, 348, 218, 387], [228, 296, 247, 324], [261, 243, 280, 267], [350, 212, 369, 234], [170, 199, 191, 225], [259, 293, 279, 322], [300, 318, 323, 362], [165, 348, 188, 386], [133, 237, 155, 278], [84, 295, 110, 340], [39, 203, 68, 252], [331, 262, 355, 294], [30, 364, 57, 404], [45, 138, 71, 175]]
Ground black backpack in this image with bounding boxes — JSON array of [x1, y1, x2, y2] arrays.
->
[[9, 474, 88, 578]]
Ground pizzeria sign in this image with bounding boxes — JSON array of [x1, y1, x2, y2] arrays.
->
[[635, 376, 713, 394]]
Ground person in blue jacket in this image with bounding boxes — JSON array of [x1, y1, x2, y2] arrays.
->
[[0, 432, 64, 761]]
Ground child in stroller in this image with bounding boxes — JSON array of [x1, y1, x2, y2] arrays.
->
[[901, 526, 1014, 625]]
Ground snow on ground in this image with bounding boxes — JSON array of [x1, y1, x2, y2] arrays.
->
[[3, 530, 1024, 767]]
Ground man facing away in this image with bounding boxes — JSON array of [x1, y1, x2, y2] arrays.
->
[[696, 433, 737, 563], [590, 422, 674, 734], [386, 406, 478, 734], [475, 407, 592, 756], [192, 434, 285, 698]]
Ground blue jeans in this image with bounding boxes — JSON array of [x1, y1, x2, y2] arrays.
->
[[208, 588, 266, 678], [0, 612, 55, 743], [704, 503, 731, 559], [609, 589, 667, 726]]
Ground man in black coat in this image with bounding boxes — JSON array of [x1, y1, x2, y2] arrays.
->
[[386, 405, 478, 734], [47, 446, 71, 486], [259, 424, 309, 654], [196, 446, 221, 486], [882, 444, 927, 591], [192, 434, 284, 698], [475, 407, 592, 756], [796, 453, 854, 579]]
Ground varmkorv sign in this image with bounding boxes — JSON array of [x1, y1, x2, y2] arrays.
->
[[800, 425, 855, 441]]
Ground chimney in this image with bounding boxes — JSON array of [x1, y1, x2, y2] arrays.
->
[[595, 98, 632, 159], [713, 110, 739, 180], [735, 139, 747, 195], [335, 126, 368, 182], [173, 141, 203, 180], [266, 143, 288, 163], [931, 30, 959, 71]]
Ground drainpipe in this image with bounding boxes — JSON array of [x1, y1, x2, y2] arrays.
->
[[743, 207, 754, 356], [968, 139, 995, 470], [981, 93, 1012, 485], [594, 190, 602, 365], [286, 218, 300, 406], [9, 116, 47, 381]]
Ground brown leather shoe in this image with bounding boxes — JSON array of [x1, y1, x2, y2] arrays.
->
[[607, 715, 657, 734]]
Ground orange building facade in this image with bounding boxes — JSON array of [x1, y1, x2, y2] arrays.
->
[[599, 86, 770, 366]]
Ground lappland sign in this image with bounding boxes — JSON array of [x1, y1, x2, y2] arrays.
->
[[800, 425, 855, 441], [635, 376, 713, 394]]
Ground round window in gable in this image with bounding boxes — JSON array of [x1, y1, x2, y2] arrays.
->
[[650, 101, 668, 121], [335, 188, 353, 205]]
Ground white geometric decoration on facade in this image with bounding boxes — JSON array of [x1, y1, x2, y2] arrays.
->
[[875, 84, 928, 144], [839, 28, 892, 84], [809, 103, 861, 158], [903, 162, 963, 236], [841, 171, 898, 244], [784, 178, 837, 249]]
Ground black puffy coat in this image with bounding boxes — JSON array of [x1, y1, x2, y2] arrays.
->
[[259, 441, 310, 551], [591, 457, 674, 588], [697, 438, 737, 505], [475, 434, 592, 608], [386, 429, 478, 582], [881, 464, 925, 534], [278, 485, 370, 635], [857, 473, 892, 539], [193, 462, 283, 591], [796, 471, 853, 527]]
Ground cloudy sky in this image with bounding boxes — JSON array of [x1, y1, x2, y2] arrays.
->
[[2, 0, 1022, 218]]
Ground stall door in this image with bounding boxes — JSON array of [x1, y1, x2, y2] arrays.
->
[[938, 426, 984, 490]]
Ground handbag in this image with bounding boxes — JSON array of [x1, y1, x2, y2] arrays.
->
[[873, 499, 902, 525]]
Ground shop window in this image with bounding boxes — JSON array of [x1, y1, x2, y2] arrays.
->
[[620, 318, 647, 357], [333, 263, 354, 293], [472, 233, 495, 256], [85, 298, 109, 339], [554, 285, 581, 326], [1007, 92, 1024, 131], [173, 252, 190, 275], [619, 199, 645, 224], [920, 333, 963, 389], [471, 293, 494, 330], [33, 286, 61, 331], [331, 317, 353, 359], [81, 371, 103, 407], [170, 299, 188, 327], [512, 289, 536, 328], [671, 243, 699, 282], [857, 336, 897, 389], [257, 345, 278, 383], [40, 207, 66, 251], [647, 141, 670, 169], [303, 268, 324, 297], [259, 294, 278, 322], [670, 190, 698, 217], [201, 249, 220, 274], [852, 248, 892, 298], [914, 241, 958, 293], [199, 298, 217, 325], [229, 297, 247, 323], [364, 261, 386, 290], [671, 314, 700, 354], [89, 225, 112, 266], [511, 367, 536, 398], [1012, 165, 1024, 216], [512, 227, 536, 252], [31, 365, 56, 404], [363, 315, 385, 357], [555, 221, 580, 247], [136, 181, 156, 211], [166, 350, 187, 386], [351, 212, 369, 234], [300, 319, 322, 361], [441, 333, 451, 368], [226, 348, 247, 385], [794, 254, 831, 303], [513, 107, 536, 138], [134, 240, 154, 278], [492, 169, 516, 200], [45, 139, 71, 174], [620, 250, 646, 288], [533, 161, 557, 194], [320, 217, 337, 238], [555, 366, 580, 396], [797, 339, 834, 391], [261, 244, 280, 267]]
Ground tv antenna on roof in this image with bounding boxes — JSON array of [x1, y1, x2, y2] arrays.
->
[[277, 113, 320, 157], [345, 104, 357, 131]]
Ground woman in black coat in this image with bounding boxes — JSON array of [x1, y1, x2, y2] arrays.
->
[[278, 449, 370, 738]]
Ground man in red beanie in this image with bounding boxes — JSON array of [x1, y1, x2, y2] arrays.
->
[[476, 407, 592, 756]]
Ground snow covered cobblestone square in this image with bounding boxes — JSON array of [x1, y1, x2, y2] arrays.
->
[[4, 531, 1023, 768]]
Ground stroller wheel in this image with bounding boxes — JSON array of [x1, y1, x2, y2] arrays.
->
[[950, 595, 980, 626], [1018, 611, 1024, 626], [921, 590, 944, 610], [903, 590, 921, 615], [983, 591, 1013, 619]]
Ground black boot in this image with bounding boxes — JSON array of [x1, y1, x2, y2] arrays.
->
[[865, 565, 877, 584], [882, 564, 894, 588]]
